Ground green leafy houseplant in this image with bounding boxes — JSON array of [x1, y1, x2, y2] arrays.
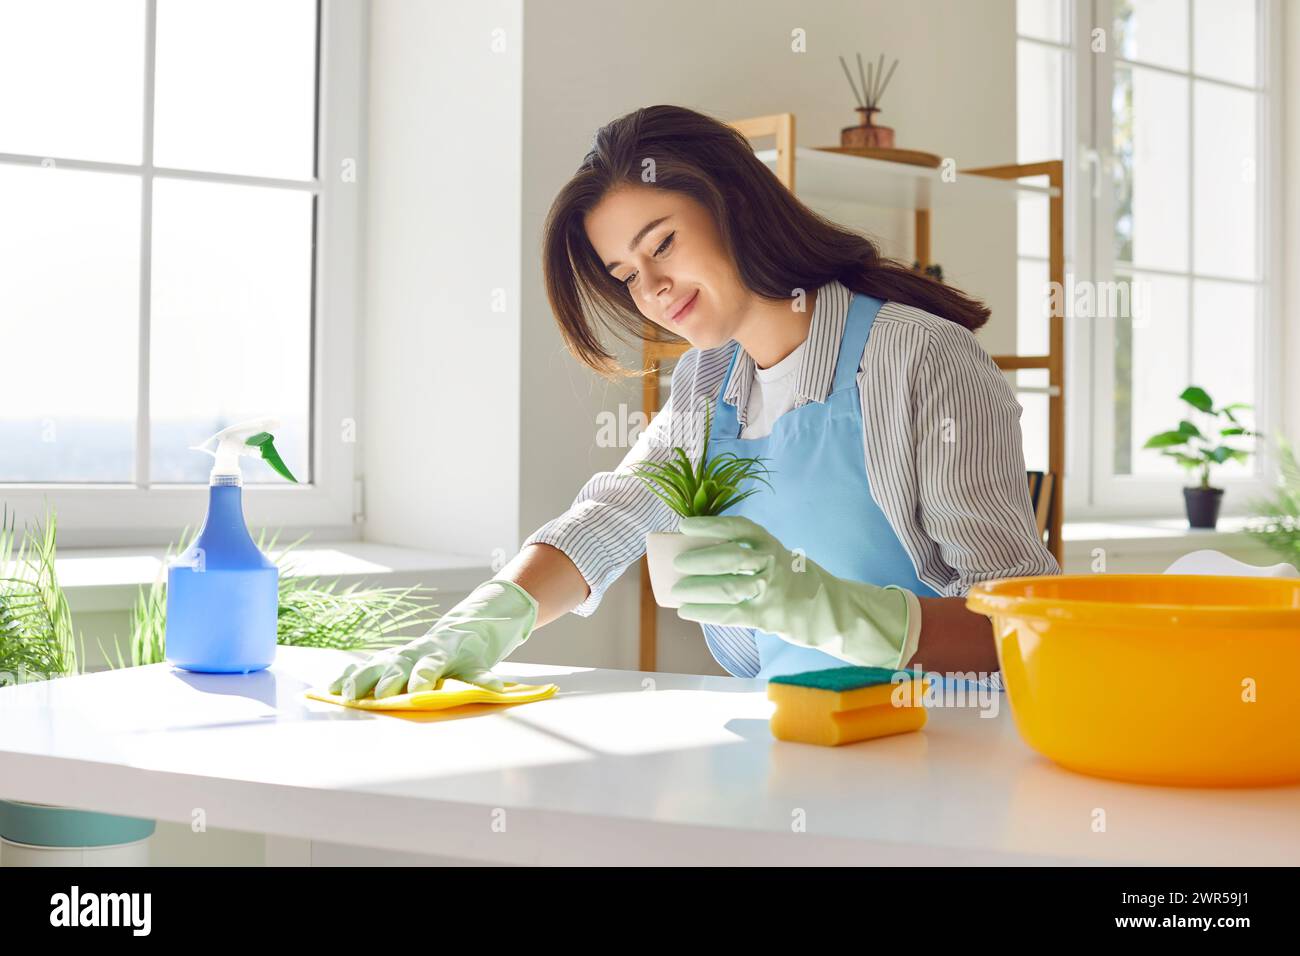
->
[[1142, 385, 1259, 529], [628, 403, 773, 608]]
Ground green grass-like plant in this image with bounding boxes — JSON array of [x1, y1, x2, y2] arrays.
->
[[627, 402, 773, 518], [112, 527, 442, 667], [272, 530, 441, 652], [0, 505, 85, 686], [1245, 435, 1300, 569], [107, 525, 200, 669], [0, 503, 443, 679]]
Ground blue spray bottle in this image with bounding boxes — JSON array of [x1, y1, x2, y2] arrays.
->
[[165, 418, 298, 674]]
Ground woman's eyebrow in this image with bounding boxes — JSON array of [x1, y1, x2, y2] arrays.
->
[[605, 215, 672, 271]]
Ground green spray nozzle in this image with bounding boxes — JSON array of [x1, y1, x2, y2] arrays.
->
[[246, 431, 298, 483], [189, 417, 299, 485]]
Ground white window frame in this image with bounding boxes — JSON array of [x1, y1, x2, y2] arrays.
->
[[0, 0, 364, 548], [1075, 0, 1283, 519], [1014, 8, 1091, 524]]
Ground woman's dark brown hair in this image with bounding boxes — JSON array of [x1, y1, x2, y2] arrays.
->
[[542, 104, 992, 379]]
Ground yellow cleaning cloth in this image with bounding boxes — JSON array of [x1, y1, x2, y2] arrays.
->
[[306, 678, 558, 712]]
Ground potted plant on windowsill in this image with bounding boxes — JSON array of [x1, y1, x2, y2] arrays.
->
[[1142, 386, 1260, 530], [628, 404, 773, 607]]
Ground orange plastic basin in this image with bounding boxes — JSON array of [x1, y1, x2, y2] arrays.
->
[[965, 574, 1300, 787]]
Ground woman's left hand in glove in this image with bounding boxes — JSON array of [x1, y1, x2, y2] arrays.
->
[[670, 515, 919, 670]]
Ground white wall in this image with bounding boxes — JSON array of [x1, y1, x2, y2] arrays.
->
[[362, 0, 524, 563], [516, 0, 1019, 674], [1284, 0, 1299, 449]]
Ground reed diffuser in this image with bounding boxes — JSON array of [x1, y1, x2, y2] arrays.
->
[[838, 52, 898, 148]]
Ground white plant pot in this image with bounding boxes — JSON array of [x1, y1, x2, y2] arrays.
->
[[1, 835, 151, 867], [645, 531, 723, 608]]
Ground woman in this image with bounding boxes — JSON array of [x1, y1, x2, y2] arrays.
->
[[329, 105, 1059, 701]]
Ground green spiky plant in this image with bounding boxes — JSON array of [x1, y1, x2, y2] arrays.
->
[[0, 499, 443, 675], [0, 505, 85, 687], [1142, 386, 1260, 488], [106, 525, 200, 669], [271, 528, 441, 651], [0, 501, 444, 848], [108, 527, 442, 668], [1244, 435, 1300, 569], [626, 403, 774, 517]]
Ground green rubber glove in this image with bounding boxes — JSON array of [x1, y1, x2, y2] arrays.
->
[[670, 515, 918, 670], [327, 578, 539, 701]]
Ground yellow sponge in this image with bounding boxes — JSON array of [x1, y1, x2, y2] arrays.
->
[[767, 666, 930, 746]]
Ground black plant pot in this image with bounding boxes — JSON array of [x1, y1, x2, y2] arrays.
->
[[1183, 486, 1224, 530]]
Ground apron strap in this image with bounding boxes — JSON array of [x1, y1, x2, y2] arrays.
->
[[830, 292, 884, 393], [712, 341, 745, 438], [713, 290, 885, 432]]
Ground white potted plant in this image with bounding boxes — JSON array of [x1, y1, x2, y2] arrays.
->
[[628, 405, 773, 607]]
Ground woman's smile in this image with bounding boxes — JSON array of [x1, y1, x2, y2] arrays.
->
[[666, 289, 699, 325]]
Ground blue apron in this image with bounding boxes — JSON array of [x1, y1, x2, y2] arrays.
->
[[698, 291, 942, 679]]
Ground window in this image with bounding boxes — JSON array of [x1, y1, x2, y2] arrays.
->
[[0, 0, 362, 543], [1016, 0, 1279, 518], [1016, 0, 1076, 477]]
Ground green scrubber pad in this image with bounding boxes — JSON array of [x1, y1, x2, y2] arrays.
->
[[768, 665, 903, 692]]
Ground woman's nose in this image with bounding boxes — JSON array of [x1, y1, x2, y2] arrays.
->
[[641, 271, 671, 309]]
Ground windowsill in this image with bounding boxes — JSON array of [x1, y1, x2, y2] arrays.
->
[[52, 541, 493, 614], [1063, 513, 1253, 543], [44, 516, 1288, 613], [1060, 514, 1281, 569]]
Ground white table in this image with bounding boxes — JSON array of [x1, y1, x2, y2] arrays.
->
[[1, 646, 1296, 866]]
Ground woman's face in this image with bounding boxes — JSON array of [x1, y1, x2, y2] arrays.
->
[[584, 183, 750, 349]]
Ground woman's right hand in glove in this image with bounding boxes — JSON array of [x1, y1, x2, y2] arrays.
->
[[327, 578, 539, 701]]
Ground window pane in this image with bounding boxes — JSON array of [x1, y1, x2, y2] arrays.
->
[[1015, 381, 1050, 475], [1017, 41, 1065, 165], [1016, 258, 1051, 473], [0, 0, 145, 163], [1191, 279, 1256, 478], [1017, 0, 1068, 43], [153, 0, 317, 179], [1193, 81, 1257, 279], [149, 179, 312, 483], [1017, 38, 1065, 261], [1018, 194, 1050, 258], [1193, 0, 1257, 86], [0, 165, 140, 482], [1018, 257, 1051, 355], [1113, 65, 1189, 271], [1115, 272, 1189, 476], [1114, 0, 1189, 71]]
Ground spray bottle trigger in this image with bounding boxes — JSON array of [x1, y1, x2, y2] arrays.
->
[[246, 432, 298, 483]]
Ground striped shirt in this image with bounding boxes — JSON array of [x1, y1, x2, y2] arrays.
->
[[522, 278, 1061, 625]]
